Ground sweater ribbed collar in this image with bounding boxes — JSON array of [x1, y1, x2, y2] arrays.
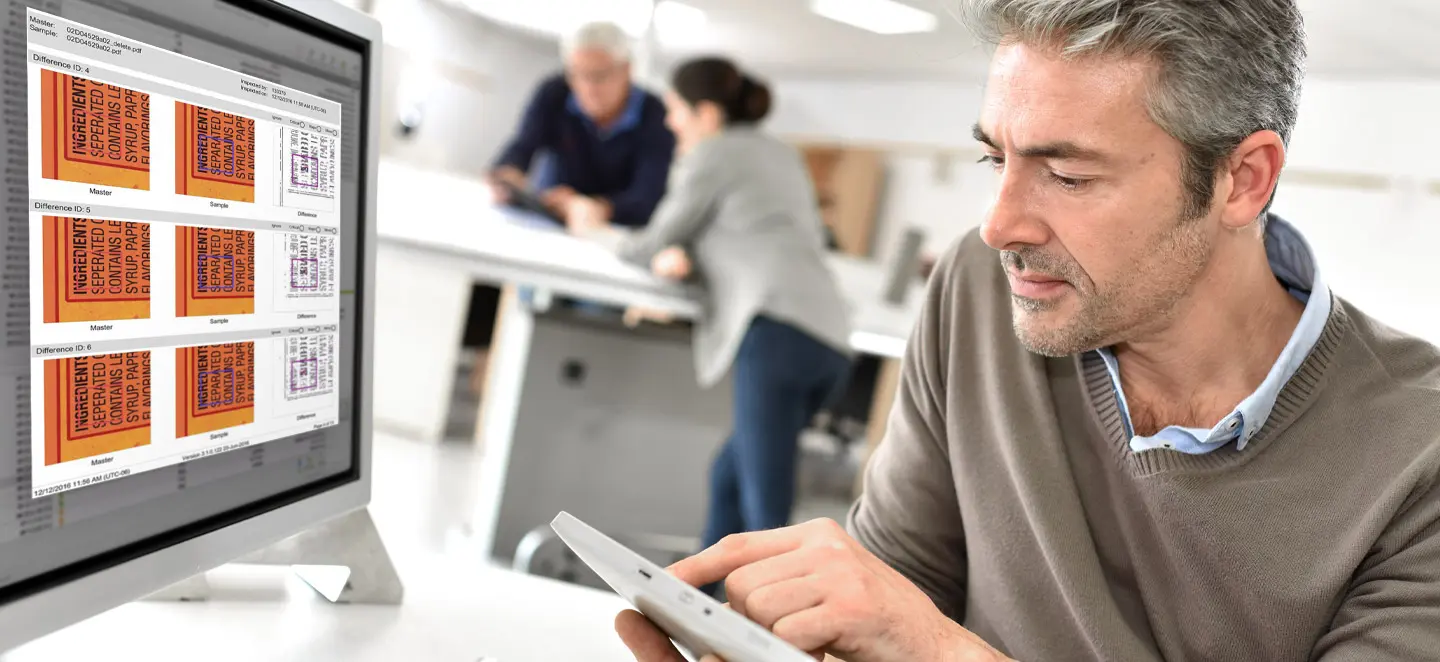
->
[[1080, 298, 1351, 476]]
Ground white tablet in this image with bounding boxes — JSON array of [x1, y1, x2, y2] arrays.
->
[[550, 512, 814, 662]]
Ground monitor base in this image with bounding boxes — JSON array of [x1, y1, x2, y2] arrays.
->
[[144, 507, 403, 605]]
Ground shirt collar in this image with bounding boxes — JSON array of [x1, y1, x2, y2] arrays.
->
[[1098, 214, 1333, 454], [567, 85, 645, 140]]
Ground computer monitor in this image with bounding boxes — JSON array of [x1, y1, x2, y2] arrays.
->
[[0, 0, 379, 650]]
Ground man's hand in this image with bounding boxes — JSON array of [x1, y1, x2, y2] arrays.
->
[[540, 185, 577, 213], [486, 166, 527, 203], [651, 246, 692, 281], [562, 195, 612, 233], [614, 519, 1010, 662], [616, 610, 715, 662]]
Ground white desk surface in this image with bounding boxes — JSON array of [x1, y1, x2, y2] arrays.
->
[[5, 554, 635, 662], [6, 433, 641, 662], [376, 160, 919, 359]]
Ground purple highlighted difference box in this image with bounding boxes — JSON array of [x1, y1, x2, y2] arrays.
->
[[198, 135, 237, 176], [197, 368, 236, 409], [289, 357, 319, 394], [197, 254, 235, 292], [290, 257, 319, 289], [291, 153, 320, 188]]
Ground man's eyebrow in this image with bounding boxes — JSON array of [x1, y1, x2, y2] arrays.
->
[[972, 123, 1111, 163], [972, 124, 997, 149]]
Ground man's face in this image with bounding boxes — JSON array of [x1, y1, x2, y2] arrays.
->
[[976, 43, 1217, 356], [566, 48, 631, 121]]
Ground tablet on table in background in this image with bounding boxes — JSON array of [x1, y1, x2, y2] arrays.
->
[[499, 180, 565, 226]]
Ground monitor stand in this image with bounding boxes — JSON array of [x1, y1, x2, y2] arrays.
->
[[144, 508, 403, 605]]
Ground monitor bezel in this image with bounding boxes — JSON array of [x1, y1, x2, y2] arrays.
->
[[0, 0, 380, 650]]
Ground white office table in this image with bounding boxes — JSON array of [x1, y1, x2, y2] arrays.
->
[[373, 161, 918, 442], [4, 557, 634, 662], [378, 208, 911, 355], [6, 431, 638, 662], [371, 162, 922, 571]]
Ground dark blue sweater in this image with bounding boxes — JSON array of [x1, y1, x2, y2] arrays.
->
[[493, 74, 676, 228]]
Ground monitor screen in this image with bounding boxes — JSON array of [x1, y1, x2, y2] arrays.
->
[[0, 0, 369, 604]]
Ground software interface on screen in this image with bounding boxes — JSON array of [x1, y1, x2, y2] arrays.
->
[[0, 0, 365, 599]]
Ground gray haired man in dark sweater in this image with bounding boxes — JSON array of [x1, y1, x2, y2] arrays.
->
[[617, 1, 1440, 661]]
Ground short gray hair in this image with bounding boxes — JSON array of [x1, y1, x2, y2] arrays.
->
[[562, 21, 632, 62], [953, 0, 1306, 219]]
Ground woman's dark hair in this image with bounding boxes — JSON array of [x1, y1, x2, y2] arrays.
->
[[670, 56, 771, 125]]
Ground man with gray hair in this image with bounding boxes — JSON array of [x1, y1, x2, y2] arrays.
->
[[489, 21, 675, 229], [617, 1, 1440, 661], [466, 21, 677, 356]]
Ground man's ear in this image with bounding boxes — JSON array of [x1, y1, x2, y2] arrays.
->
[[1219, 130, 1286, 230]]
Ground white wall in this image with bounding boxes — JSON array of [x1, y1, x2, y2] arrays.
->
[[1271, 185, 1440, 344], [765, 75, 1440, 344], [370, 0, 562, 175]]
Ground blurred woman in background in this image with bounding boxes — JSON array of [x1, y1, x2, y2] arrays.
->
[[572, 56, 852, 574]]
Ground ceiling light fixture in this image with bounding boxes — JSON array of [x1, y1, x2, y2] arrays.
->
[[810, 0, 939, 35], [652, 1, 707, 41], [452, 0, 705, 39]]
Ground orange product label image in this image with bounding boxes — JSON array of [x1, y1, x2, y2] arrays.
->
[[40, 70, 151, 190], [176, 342, 256, 438], [44, 351, 152, 465], [175, 226, 255, 317], [41, 216, 150, 323], [175, 102, 256, 202]]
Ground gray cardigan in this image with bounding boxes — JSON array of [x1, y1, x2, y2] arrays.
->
[[590, 127, 853, 388]]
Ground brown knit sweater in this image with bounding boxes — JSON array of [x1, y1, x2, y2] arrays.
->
[[849, 229, 1440, 661]]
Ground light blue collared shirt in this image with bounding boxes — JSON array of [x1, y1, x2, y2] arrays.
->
[[534, 86, 647, 192], [566, 85, 645, 139], [1098, 216, 1332, 454]]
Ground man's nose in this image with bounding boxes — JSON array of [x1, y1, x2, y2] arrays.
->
[[981, 171, 1048, 251]]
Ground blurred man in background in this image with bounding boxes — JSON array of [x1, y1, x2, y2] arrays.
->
[[488, 20, 676, 229], [466, 22, 676, 388]]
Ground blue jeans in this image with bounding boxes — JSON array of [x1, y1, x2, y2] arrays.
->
[[701, 316, 851, 553]]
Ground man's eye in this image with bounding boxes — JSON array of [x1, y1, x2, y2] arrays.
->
[[977, 154, 1005, 170], [1047, 171, 1090, 191]]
